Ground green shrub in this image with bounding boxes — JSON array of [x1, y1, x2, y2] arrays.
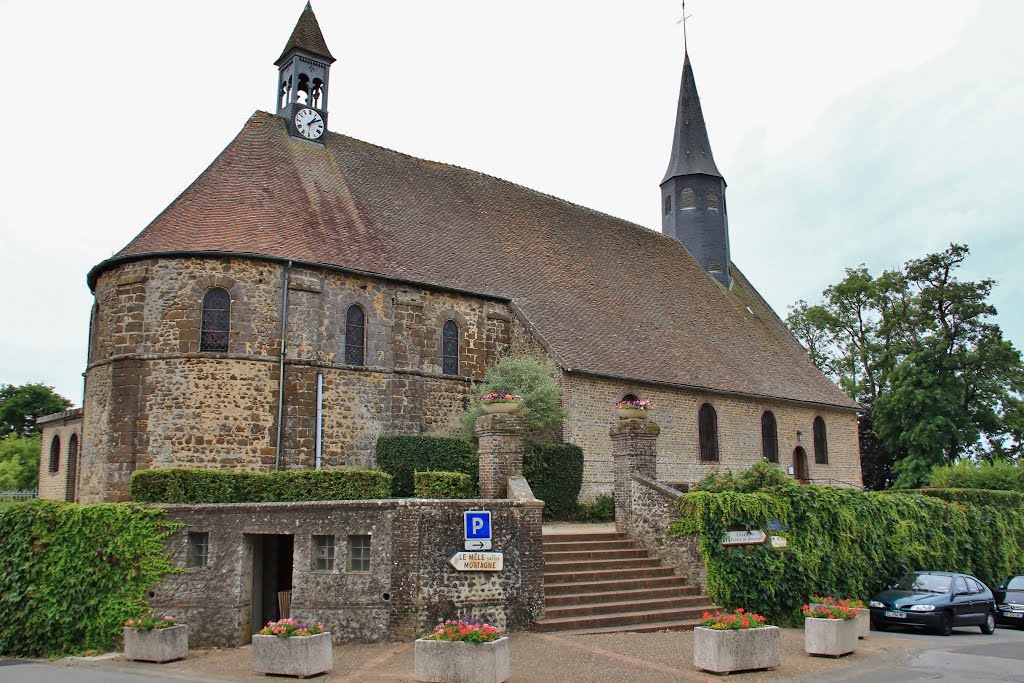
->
[[929, 459, 1024, 492], [671, 462, 1024, 624], [459, 356, 566, 440], [0, 500, 178, 657], [375, 435, 478, 497], [575, 493, 615, 522], [523, 441, 584, 520], [130, 467, 392, 503], [414, 471, 475, 498]]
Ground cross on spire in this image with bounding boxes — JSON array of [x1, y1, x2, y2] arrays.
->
[[678, 1, 693, 53]]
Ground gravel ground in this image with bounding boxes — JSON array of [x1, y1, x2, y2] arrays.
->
[[59, 628, 925, 683]]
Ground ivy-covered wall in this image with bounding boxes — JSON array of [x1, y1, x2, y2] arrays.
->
[[0, 500, 178, 657], [673, 464, 1024, 623]]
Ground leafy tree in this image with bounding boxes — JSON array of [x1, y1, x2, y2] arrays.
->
[[0, 434, 41, 490], [787, 244, 1024, 489], [458, 356, 566, 441], [0, 383, 73, 438]]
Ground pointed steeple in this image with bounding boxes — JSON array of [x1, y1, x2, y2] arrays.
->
[[275, 2, 336, 66], [662, 53, 722, 183], [660, 52, 731, 288]]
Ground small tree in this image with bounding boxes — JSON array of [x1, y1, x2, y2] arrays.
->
[[0, 434, 42, 490], [459, 356, 566, 441], [0, 383, 73, 438]]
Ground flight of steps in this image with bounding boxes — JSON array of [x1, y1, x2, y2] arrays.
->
[[534, 530, 717, 635]]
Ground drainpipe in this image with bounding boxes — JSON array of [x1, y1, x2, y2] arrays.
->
[[315, 371, 323, 470], [274, 261, 293, 471]]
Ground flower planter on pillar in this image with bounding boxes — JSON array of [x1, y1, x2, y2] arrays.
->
[[415, 637, 510, 683], [615, 407, 648, 420], [251, 632, 333, 678], [693, 626, 781, 674], [804, 618, 857, 657], [123, 624, 188, 663], [482, 401, 522, 415]]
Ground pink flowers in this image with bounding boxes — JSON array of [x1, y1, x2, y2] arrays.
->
[[614, 399, 657, 411], [124, 611, 177, 632], [258, 618, 325, 638], [479, 392, 523, 404], [423, 617, 503, 643]]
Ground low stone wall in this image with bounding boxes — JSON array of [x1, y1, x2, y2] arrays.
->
[[626, 473, 705, 591], [152, 497, 544, 647]]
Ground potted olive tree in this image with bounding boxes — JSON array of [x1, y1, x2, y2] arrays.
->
[[692, 608, 780, 674], [415, 617, 509, 683], [251, 618, 333, 678], [123, 612, 188, 663]]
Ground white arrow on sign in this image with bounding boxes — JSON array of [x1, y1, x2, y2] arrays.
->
[[449, 552, 504, 572], [465, 540, 492, 551]]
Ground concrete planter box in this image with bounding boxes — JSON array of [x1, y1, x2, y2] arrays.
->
[[482, 402, 521, 415], [252, 632, 333, 678], [123, 624, 188, 663], [692, 626, 781, 674], [804, 618, 857, 657], [809, 604, 869, 639], [415, 637, 510, 683]]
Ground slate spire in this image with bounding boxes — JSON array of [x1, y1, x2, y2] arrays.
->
[[660, 52, 731, 288], [275, 2, 336, 66], [662, 53, 722, 183]]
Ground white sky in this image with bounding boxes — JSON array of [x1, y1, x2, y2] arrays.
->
[[1, 0, 1021, 406]]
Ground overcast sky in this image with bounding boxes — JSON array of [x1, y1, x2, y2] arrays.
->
[[1, 0, 1021, 406]]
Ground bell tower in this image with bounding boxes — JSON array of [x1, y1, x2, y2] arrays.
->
[[275, 2, 335, 142], [660, 52, 731, 288]]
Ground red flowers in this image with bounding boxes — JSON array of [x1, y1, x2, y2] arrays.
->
[[700, 608, 769, 630], [423, 618, 503, 643]]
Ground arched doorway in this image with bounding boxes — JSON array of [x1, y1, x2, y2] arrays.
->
[[793, 447, 809, 485], [65, 434, 79, 502]]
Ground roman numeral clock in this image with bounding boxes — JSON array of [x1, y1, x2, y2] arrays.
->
[[274, 2, 335, 142]]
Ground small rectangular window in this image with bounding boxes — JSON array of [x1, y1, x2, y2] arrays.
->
[[188, 531, 209, 568], [348, 534, 371, 572], [313, 535, 335, 571], [663, 194, 672, 215]]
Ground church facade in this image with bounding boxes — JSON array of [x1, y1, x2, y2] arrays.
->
[[62, 5, 861, 504]]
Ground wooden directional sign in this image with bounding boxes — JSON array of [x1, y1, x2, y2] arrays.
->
[[722, 530, 767, 546], [449, 552, 504, 572]]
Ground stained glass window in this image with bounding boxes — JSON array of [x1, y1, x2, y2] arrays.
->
[[345, 305, 365, 365], [200, 288, 230, 352], [442, 320, 459, 375]]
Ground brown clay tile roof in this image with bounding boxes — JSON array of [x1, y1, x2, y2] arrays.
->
[[91, 111, 858, 411], [275, 2, 335, 65]]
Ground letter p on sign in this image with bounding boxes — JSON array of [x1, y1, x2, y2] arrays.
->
[[464, 511, 492, 540]]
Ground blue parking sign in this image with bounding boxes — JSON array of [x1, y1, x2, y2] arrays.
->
[[464, 511, 492, 540]]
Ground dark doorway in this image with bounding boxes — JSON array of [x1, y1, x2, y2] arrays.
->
[[793, 447, 809, 484], [250, 534, 294, 635]]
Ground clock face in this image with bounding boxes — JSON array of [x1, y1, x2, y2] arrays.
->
[[294, 108, 325, 139]]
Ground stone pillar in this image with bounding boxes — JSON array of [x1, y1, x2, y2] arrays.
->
[[475, 413, 527, 499], [611, 418, 660, 533]]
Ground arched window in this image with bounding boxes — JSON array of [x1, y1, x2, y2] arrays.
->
[[49, 435, 61, 473], [706, 189, 719, 210], [813, 416, 828, 464], [442, 320, 460, 375], [66, 434, 79, 502], [761, 411, 778, 463], [200, 288, 230, 352], [698, 403, 719, 462], [621, 393, 640, 403], [681, 187, 696, 210], [344, 305, 365, 366]]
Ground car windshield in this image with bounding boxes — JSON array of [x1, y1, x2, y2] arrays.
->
[[1005, 576, 1024, 590], [893, 574, 952, 593]]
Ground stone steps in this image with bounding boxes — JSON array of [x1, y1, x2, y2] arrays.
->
[[536, 530, 717, 634]]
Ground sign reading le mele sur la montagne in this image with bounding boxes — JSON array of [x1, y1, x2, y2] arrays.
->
[[722, 530, 767, 546], [449, 552, 504, 572]]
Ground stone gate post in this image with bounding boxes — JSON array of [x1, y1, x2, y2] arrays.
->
[[611, 418, 660, 532], [475, 413, 527, 498]]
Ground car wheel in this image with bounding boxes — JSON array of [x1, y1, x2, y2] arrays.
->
[[981, 611, 996, 635], [939, 611, 954, 636], [872, 617, 889, 632]]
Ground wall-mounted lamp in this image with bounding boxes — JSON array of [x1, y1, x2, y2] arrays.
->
[[796, 431, 803, 443]]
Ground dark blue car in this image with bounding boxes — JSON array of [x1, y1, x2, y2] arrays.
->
[[995, 575, 1024, 628], [869, 571, 997, 636]]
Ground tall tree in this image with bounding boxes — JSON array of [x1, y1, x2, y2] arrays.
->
[[0, 383, 73, 438], [787, 244, 1023, 489]]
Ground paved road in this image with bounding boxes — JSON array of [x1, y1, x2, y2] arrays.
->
[[0, 659, 184, 683], [796, 626, 1024, 682]]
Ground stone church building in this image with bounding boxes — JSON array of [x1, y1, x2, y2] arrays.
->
[[42, 4, 861, 504]]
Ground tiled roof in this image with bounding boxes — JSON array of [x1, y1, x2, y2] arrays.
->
[[92, 111, 858, 410], [275, 2, 335, 65]]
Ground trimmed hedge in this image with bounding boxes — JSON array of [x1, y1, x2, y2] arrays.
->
[[523, 441, 584, 520], [414, 471, 475, 499], [0, 500, 178, 657], [130, 467, 392, 503], [673, 462, 1024, 624], [375, 435, 478, 497]]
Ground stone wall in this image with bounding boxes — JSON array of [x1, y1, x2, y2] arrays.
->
[[563, 373, 861, 500], [627, 474, 706, 592], [80, 257, 522, 502], [152, 497, 545, 647], [36, 409, 84, 501]]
